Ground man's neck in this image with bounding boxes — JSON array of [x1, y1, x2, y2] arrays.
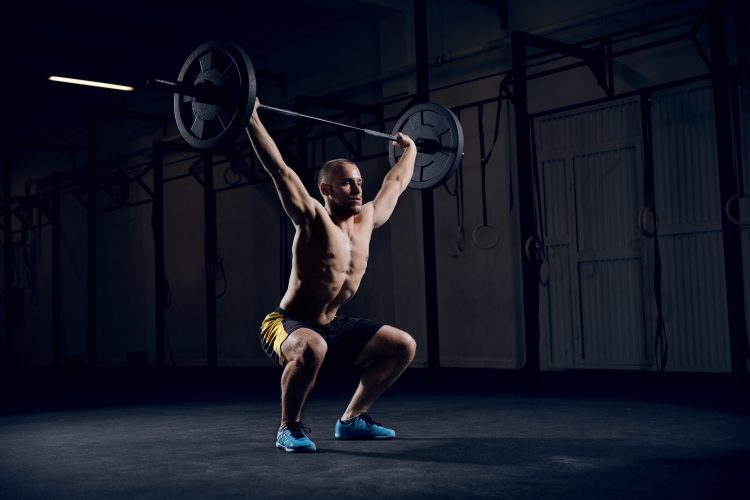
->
[[327, 206, 356, 231]]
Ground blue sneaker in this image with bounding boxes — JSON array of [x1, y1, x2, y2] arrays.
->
[[335, 413, 396, 440], [276, 421, 316, 452]]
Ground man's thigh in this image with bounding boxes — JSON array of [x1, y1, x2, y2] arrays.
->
[[353, 325, 414, 365]]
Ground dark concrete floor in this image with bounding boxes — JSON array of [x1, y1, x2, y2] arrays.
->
[[1, 369, 749, 499]]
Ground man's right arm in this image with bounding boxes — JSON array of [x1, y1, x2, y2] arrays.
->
[[246, 99, 317, 225]]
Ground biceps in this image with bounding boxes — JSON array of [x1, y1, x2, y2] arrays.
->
[[372, 180, 402, 227]]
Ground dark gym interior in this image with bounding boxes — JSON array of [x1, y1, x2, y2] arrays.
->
[[2, 0, 749, 498]]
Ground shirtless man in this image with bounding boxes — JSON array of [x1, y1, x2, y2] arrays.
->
[[247, 98, 418, 452]]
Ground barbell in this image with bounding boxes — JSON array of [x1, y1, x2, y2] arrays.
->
[[149, 41, 464, 190]]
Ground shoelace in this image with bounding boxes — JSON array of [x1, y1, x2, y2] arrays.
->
[[356, 413, 382, 427], [283, 421, 311, 439]]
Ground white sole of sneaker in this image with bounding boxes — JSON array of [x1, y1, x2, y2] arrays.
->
[[276, 442, 316, 452]]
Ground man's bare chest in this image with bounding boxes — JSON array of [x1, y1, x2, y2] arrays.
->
[[296, 217, 370, 264], [320, 226, 370, 276]]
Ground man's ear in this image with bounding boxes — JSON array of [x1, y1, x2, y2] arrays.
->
[[319, 182, 330, 197]]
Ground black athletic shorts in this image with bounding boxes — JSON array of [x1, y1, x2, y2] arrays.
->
[[259, 307, 382, 367]]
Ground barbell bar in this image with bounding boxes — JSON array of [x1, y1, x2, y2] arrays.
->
[[149, 40, 464, 189], [260, 104, 444, 155]]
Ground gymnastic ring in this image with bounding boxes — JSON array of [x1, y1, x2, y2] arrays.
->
[[725, 194, 750, 226], [472, 223, 500, 249], [223, 165, 243, 186], [638, 205, 658, 237], [524, 235, 541, 263]]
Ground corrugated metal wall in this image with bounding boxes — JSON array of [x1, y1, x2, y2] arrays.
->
[[575, 147, 647, 366], [541, 157, 575, 367], [535, 85, 734, 372], [536, 98, 648, 369], [651, 84, 730, 372]]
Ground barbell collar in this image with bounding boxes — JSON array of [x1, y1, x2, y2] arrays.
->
[[415, 137, 441, 154], [364, 129, 399, 141], [147, 78, 240, 107]]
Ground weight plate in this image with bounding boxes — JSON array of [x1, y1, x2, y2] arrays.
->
[[174, 41, 256, 150], [388, 103, 464, 190]]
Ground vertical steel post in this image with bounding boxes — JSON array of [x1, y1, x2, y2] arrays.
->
[[153, 143, 166, 368], [52, 173, 62, 367], [512, 32, 542, 377], [709, 0, 748, 378], [2, 144, 13, 364], [87, 111, 97, 368], [415, 0, 441, 380], [203, 155, 218, 368]]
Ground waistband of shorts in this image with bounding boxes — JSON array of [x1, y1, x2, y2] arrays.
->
[[274, 306, 332, 326], [274, 306, 309, 322]]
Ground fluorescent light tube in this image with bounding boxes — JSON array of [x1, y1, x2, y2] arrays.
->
[[49, 76, 134, 91]]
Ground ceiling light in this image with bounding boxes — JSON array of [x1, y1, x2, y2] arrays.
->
[[48, 76, 134, 91]]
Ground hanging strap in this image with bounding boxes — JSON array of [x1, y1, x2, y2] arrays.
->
[[526, 120, 548, 286], [725, 68, 749, 226], [444, 110, 466, 252], [473, 103, 500, 250], [641, 91, 668, 371]]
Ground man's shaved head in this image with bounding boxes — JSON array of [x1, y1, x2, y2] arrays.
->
[[318, 158, 356, 186]]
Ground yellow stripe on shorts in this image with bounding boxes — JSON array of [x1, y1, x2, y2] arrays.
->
[[260, 311, 289, 365]]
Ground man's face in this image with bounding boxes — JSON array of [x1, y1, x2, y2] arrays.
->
[[323, 162, 363, 217]]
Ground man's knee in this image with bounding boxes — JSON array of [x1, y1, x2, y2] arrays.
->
[[397, 332, 417, 362], [285, 332, 328, 367]]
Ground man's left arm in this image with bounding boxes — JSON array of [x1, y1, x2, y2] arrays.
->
[[371, 133, 417, 228]]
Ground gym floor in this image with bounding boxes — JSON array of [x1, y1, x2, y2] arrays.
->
[[1, 369, 748, 499]]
